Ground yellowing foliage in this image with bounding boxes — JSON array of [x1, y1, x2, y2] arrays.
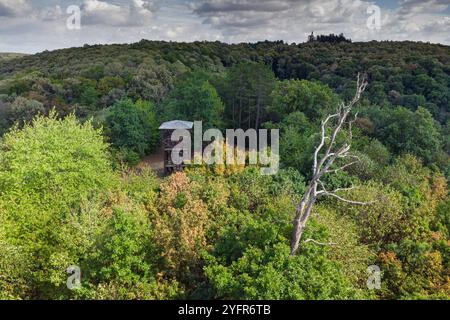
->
[[153, 172, 209, 282]]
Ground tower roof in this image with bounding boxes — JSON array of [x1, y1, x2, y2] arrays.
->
[[159, 120, 194, 130]]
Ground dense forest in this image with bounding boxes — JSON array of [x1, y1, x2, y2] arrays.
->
[[0, 39, 449, 300]]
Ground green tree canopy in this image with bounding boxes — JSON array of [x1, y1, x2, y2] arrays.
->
[[372, 106, 442, 163], [163, 71, 225, 128], [217, 62, 276, 129], [0, 112, 116, 298], [106, 98, 159, 164], [269, 79, 340, 122]]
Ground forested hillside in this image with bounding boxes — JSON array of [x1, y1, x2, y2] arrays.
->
[[0, 53, 27, 63], [0, 40, 449, 300]]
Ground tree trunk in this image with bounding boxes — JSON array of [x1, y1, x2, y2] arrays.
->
[[290, 202, 307, 254], [290, 183, 317, 254], [255, 95, 261, 130], [239, 97, 243, 128], [248, 98, 251, 129], [232, 99, 235, 129]]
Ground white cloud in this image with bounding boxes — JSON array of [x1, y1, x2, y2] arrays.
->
[[0, 0, 32, 17], [81, 0, 158, 26], [189, 0, 450, 44], [0, 0, 449, 53], [189, 0, 379, 42], [398, 0, 450, 16]]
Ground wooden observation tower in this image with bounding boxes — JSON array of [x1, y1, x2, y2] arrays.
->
[[159, 120, 194, 175]]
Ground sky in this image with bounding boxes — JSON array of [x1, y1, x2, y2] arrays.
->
[[0, 0, 449, 53]]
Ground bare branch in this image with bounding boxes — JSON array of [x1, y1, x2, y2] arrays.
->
[[332, 186, 356, 193], [316, 179, 326, 194], [326, 160, 359, 174], [313, 113, 338, 175], [319, 144, 351, 177], [317, 180, 355, 196], [322, 192, 373, 205], [348, 112, 359, 142], [304, 238, 337, 246]]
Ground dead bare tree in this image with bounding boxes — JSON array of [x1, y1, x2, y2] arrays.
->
[[290, 74, 369, 255]]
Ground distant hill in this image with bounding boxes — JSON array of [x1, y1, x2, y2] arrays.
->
[[0, 52, 28, 62], [0, 40, 449, 124], [1, 40, 449, 78]]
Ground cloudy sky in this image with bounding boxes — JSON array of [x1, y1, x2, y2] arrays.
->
[[1, 0, 449, 53]]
